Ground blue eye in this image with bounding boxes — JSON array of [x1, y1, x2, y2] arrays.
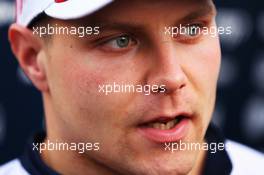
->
[[105, 35, 136, 49], [115, 36, 130, 48]]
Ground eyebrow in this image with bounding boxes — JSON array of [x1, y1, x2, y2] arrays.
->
[[94, 22, 147, 35], [178, 4, 216, 23], [78, 15, 146, 34]]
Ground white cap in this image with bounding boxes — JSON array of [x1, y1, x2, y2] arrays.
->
[[16, 0, 113, 26]]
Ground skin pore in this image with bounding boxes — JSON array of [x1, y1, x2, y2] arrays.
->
[[9, 0, 221, 175]]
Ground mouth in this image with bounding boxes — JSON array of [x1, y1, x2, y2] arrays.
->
[[138, 114, 191, 143], [146, 116, 184, 130]]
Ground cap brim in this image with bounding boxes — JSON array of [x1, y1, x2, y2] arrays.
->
[[44, 0, 113, 20]]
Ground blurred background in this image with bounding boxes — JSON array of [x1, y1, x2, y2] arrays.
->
[[0, 0, 263, 164]]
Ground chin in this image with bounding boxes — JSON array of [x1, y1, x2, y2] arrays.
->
[[133, 163, 192, 175], [126, 150, 195, 175]]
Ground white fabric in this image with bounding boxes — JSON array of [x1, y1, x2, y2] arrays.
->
[[45, 0, 113, 20], [17, 0, 113, 26], [0, 159, 29, 175], [17, 0, 53, 26], [226, 140, 264, 175]]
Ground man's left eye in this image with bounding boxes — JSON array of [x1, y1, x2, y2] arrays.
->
[[174, 23, 205, 43], [182, 24, 202, 37]]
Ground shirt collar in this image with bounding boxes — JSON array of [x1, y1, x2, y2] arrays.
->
[[20, 132, 59, 175], [202, 124, 232, 175]]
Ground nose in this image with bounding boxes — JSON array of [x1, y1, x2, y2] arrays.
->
[[146, 43, 187, 95]]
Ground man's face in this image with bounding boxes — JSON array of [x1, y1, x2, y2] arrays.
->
[[43, 0, 220, 174]]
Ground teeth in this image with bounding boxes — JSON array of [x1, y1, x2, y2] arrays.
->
[[166, 120, 175, 129], [149, 118, 180, 130], [153, 123, 162, 129]]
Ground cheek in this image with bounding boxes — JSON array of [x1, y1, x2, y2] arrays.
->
[[183, 38, 221, 137], [47, 47, 104, 117], [54, 53, 134, 120], [188, 37, 221, 93], [61, 62, 104, 108], [182, 37, 221, 122], [203, 39, 221, 89]]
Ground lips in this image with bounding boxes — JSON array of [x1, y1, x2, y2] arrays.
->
[[138, 113, 191, 143]]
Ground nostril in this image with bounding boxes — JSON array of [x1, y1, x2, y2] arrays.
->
[[158, 86, 167, 93], [179, 84, 186, 89], [161, 84, 185, 94]]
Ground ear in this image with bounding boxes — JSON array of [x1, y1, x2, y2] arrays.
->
[[8, 24, 49, 92]]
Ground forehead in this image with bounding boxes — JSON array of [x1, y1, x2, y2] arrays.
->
[[67, 0, 215, 27]]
